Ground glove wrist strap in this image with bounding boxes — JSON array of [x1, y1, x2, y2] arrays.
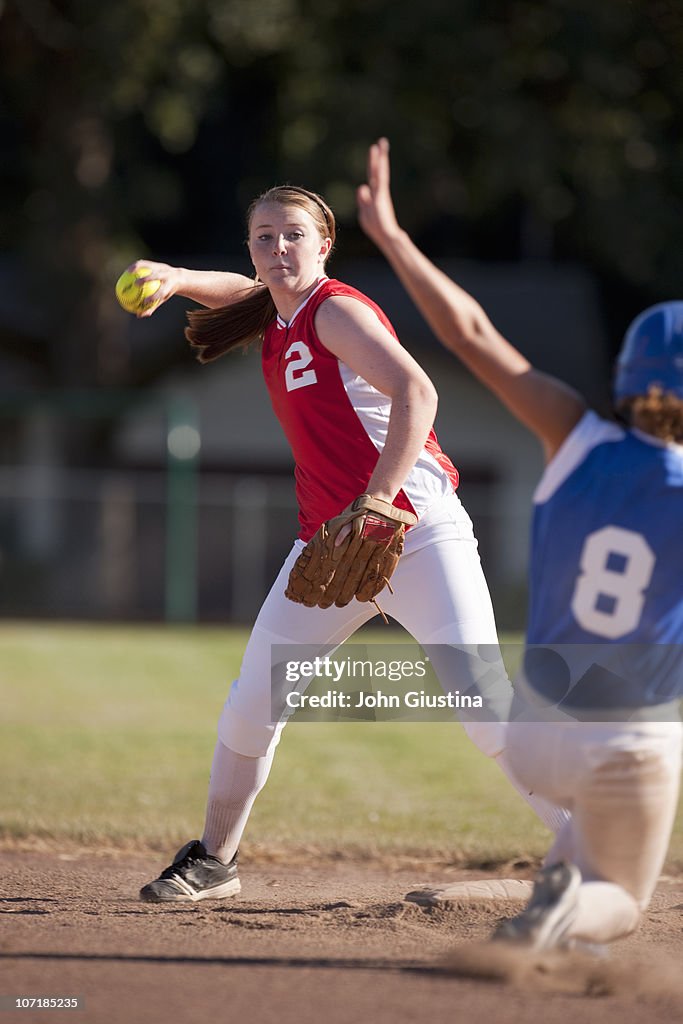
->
[[352, 493, 418, 526]]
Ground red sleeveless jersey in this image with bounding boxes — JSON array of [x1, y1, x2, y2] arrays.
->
[[262, 278, 459, 541]]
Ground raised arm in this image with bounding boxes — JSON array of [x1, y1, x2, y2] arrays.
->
[[124, 260, 255, 317], [356, 139, 586, 462]]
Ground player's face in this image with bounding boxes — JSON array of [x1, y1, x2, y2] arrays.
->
[[248, 202, 331, 295]]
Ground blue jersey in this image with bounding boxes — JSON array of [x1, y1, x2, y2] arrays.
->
[[525, 412, 683, 707]]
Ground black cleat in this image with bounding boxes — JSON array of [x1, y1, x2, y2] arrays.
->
[[492, 861, 581, 951], [140, 840, 241, 903]]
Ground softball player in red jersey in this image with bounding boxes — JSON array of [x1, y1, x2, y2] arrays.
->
[[126, 184, 566, 902], [358, 137, 682, 951]]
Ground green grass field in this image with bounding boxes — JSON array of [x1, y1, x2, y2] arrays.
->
[[2, 623, 682, 867]]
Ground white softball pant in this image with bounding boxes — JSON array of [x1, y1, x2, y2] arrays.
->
[[217, 493, 508, 758], [505, 717, 682, 942]]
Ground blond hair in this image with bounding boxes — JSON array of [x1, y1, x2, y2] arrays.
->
[[186, 186, 336, 364]]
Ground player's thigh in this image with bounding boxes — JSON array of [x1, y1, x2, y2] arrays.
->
[[388, 533, 510, 756], [252, 542, 377, 644], [389, 536, 498, 644]]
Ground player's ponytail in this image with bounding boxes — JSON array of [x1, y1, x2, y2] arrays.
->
[[185, 284, 275, 363]]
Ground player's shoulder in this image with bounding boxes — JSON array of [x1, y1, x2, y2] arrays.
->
[[315, 290, 376, 325], [314, 278, 386, 315], [534, 410, 625, 504], [314, 280, 396, 340], [302, 278, 364, 313], [318, 278, 370, 301]]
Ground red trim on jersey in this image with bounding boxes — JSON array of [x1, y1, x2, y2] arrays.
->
[[261, 278, 458, 540], [425, 435, 460, 491]]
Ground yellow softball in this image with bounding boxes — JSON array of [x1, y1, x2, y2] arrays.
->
[[115, 265, 161, 314]]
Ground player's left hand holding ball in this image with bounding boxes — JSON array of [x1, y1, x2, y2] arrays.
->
[[115, 260, 179, 317]]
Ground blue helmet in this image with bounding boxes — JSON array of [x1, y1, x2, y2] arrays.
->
[[614, 301, 683, 401]]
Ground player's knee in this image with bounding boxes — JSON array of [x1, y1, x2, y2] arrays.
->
[[463, 720, 506, 758], [217, 704, 281, 758]]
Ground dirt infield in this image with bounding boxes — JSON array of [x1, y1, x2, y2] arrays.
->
[[2, 848, 682, 1024]]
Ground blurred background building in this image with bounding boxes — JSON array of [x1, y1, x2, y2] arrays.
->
[[1, 0, 681, 628]]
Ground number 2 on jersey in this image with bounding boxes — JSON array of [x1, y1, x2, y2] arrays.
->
[[570, 525, 655, 638], [285, 341, 318, 392]]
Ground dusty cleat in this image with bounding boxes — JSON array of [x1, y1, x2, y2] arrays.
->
[[140, 840, 241, 903], [492, 861, 581, 951]]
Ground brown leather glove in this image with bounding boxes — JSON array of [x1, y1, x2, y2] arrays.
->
[[285, 494, 418, 614]]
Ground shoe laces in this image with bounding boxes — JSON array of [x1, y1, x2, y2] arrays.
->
[[159, 841, 206, 879]]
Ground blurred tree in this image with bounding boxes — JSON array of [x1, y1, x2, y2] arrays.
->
[[276, 0, 683, 338], [1, 0, 264, 393], [1, 0, 682, 403]]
